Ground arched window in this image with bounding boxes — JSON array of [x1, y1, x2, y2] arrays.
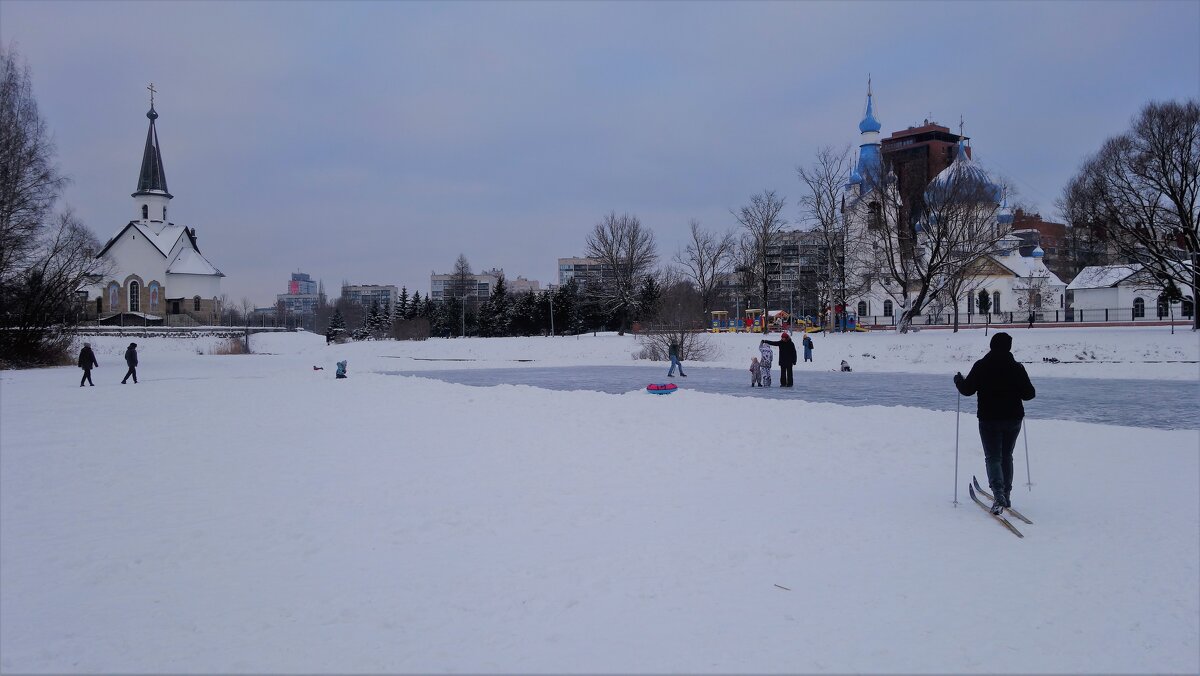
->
[[1156, 295, 1169, 318], [857, 301, 867, 316], [883, 300, 893, 317], [141, 204, 148, 220], [128, 281, 140, 312], [148, 282, 159, 312], [1033, 292, 1042, 308], [1133, 297, 1145, 318], [993, 291, 1001, 312], [193, 296, 202, 312], [868, 202, 883, 230], [1183, 296, 1194, 318]]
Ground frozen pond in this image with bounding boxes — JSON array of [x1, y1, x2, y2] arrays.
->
[[387, 365, 1199, 431]]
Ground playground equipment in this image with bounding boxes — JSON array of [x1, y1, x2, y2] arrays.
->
[[709, 310, 734, 333], [743, 309, 765, 333]]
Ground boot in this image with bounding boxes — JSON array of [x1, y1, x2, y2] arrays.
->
[[990, 499, 1005, 515], [1004, 490, 1012, 508]]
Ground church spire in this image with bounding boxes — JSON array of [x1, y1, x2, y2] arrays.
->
[[133, 83, 171, 199]]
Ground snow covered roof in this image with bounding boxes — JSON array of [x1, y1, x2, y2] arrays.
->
[[166, 246, 224, 277], [992, 254, 1065, 287], [98, 221, 189, 260], [1066, 265, 1141, 290]]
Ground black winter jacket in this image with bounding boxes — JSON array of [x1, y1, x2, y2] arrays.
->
[[954, 349, 1035, 420], [78, 347, 98, 369], [762, 338, 798, 366], [124, 347, 138, 367]]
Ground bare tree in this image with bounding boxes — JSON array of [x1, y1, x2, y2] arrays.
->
[[797, 145, 872, 328], [1061, 99, 1199, 329], [673, 219, 736, 325], [865, 154, 1008, 332], [0, 46, 68, 288], [240, 296, 254, 326], [733, 190, 787, 333], [450, 253, 473, 301], [584, 211, 658, 334]]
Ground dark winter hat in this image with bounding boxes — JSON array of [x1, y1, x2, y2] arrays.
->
[[129, 342, 137, 348], [989, 332, 1012, 352]]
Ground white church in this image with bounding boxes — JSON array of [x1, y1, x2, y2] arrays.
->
[[839, 84, 1065, 324], [85, 94, 224, 325]]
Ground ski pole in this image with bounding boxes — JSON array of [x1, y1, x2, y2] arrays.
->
[[955, 391, 964, 509], [1023, 419, 1033, 490]]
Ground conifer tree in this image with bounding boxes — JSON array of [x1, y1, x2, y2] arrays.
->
[[407, 291, 421, 319], [396, 287, 409, 320], [330, 308, 346, 334]]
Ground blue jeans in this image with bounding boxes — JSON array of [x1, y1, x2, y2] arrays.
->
[[978, 419, 1021, 498], [668, 355, 684, 376]]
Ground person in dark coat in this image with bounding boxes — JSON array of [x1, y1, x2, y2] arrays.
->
[[78, 343, 99, 387], [802, 334, 814, 362], [121, 342, 139, 384], [954, 332, 1036, 515], [760, 332, 797, 387]]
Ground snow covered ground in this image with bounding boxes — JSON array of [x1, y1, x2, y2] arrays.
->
[[1, 328, 1197, 673]]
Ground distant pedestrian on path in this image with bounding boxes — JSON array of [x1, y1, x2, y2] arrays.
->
[[953, 332, 1036, 515], [78, 343, 98, 387], [121, 342, 138, 384], [760, 332, 796, 387], [667, 339, 687, 377], [802, 334, 814, 362]]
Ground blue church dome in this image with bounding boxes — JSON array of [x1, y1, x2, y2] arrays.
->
[[859, 94, 881, 134], [1031, 245, 1045, 258]]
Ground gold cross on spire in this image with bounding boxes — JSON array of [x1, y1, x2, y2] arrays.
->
[[147, 82, 157, 108], [958, 115, 964, 140]]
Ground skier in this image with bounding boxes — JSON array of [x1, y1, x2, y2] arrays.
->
[[78, 342, 99, 387], [760, 332, 797, 387], [802, 333, 814, 363], [120, 342, 138, 384], [953, 332, 1036, 515], [667, 339, 686, 377]]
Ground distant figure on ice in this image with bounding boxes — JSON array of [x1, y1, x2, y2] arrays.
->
[[121, 342, 138, 384], [954, 332, 1036, 516], [78, 342, 98, 387], [760, 332, 796, 387], [802, 334, 814, 362], [840, 359, 852, 372], [757, 341, 773, 387], [335, 360, 348, 379], [749, 356, 762, 387], [667, 339, 687, 377]]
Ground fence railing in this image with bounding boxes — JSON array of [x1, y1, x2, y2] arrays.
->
[[861, 307, 1196, 327]]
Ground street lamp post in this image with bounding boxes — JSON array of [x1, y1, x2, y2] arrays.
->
[[549, 291, 555, 337]]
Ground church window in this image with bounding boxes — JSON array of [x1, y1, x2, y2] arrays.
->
[[883, 300, 893, 317], [129, 281, 140, 312], [108, 283, 119, 311], [1133, 297, 1145, 318], [193, 296, 202, 312], [868, 202, 883, 230], [148, 282, 159, 312], [1034, 292, 1042, 308], [993, 291, 1001, 312], [857, 301, 867, 316], [1156, 294, 1168, 318], [142, 204, 148, 220]]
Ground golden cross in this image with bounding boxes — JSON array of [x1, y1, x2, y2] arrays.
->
[[147, 82, 157, 107]]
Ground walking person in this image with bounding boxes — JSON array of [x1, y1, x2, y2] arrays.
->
[[953, 332, 1036, 515], [121, 342, 139, 384], [78, 342, 99, 387], [760, 332, 797, 387], [802, 334, 814, 363], [667, 338, 687, 377]]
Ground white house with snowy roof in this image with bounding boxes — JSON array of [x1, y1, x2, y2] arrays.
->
[[86, 100, 224, 324], [1066, 264, 1195, 322]]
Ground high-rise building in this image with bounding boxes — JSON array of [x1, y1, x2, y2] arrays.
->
[[557, 257, 614, 288], [277, 271, 321, 316], [342, 284, 398, 311], [881, 119, 970, 227], [430, 269, 540, 300]]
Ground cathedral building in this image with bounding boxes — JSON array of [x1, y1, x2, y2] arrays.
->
[[86, 96, 224, 325]]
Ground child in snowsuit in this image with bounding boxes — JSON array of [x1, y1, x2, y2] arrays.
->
[[840, 359, 852, 372], [758, 342, 773, 387], [750, 357, 762, 387], [335, 360, 348, 379]]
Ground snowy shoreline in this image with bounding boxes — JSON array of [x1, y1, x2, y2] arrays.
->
[[1, 328, 1197, 673]]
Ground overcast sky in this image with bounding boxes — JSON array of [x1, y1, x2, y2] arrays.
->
[[3, 0, 1198, 306]]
